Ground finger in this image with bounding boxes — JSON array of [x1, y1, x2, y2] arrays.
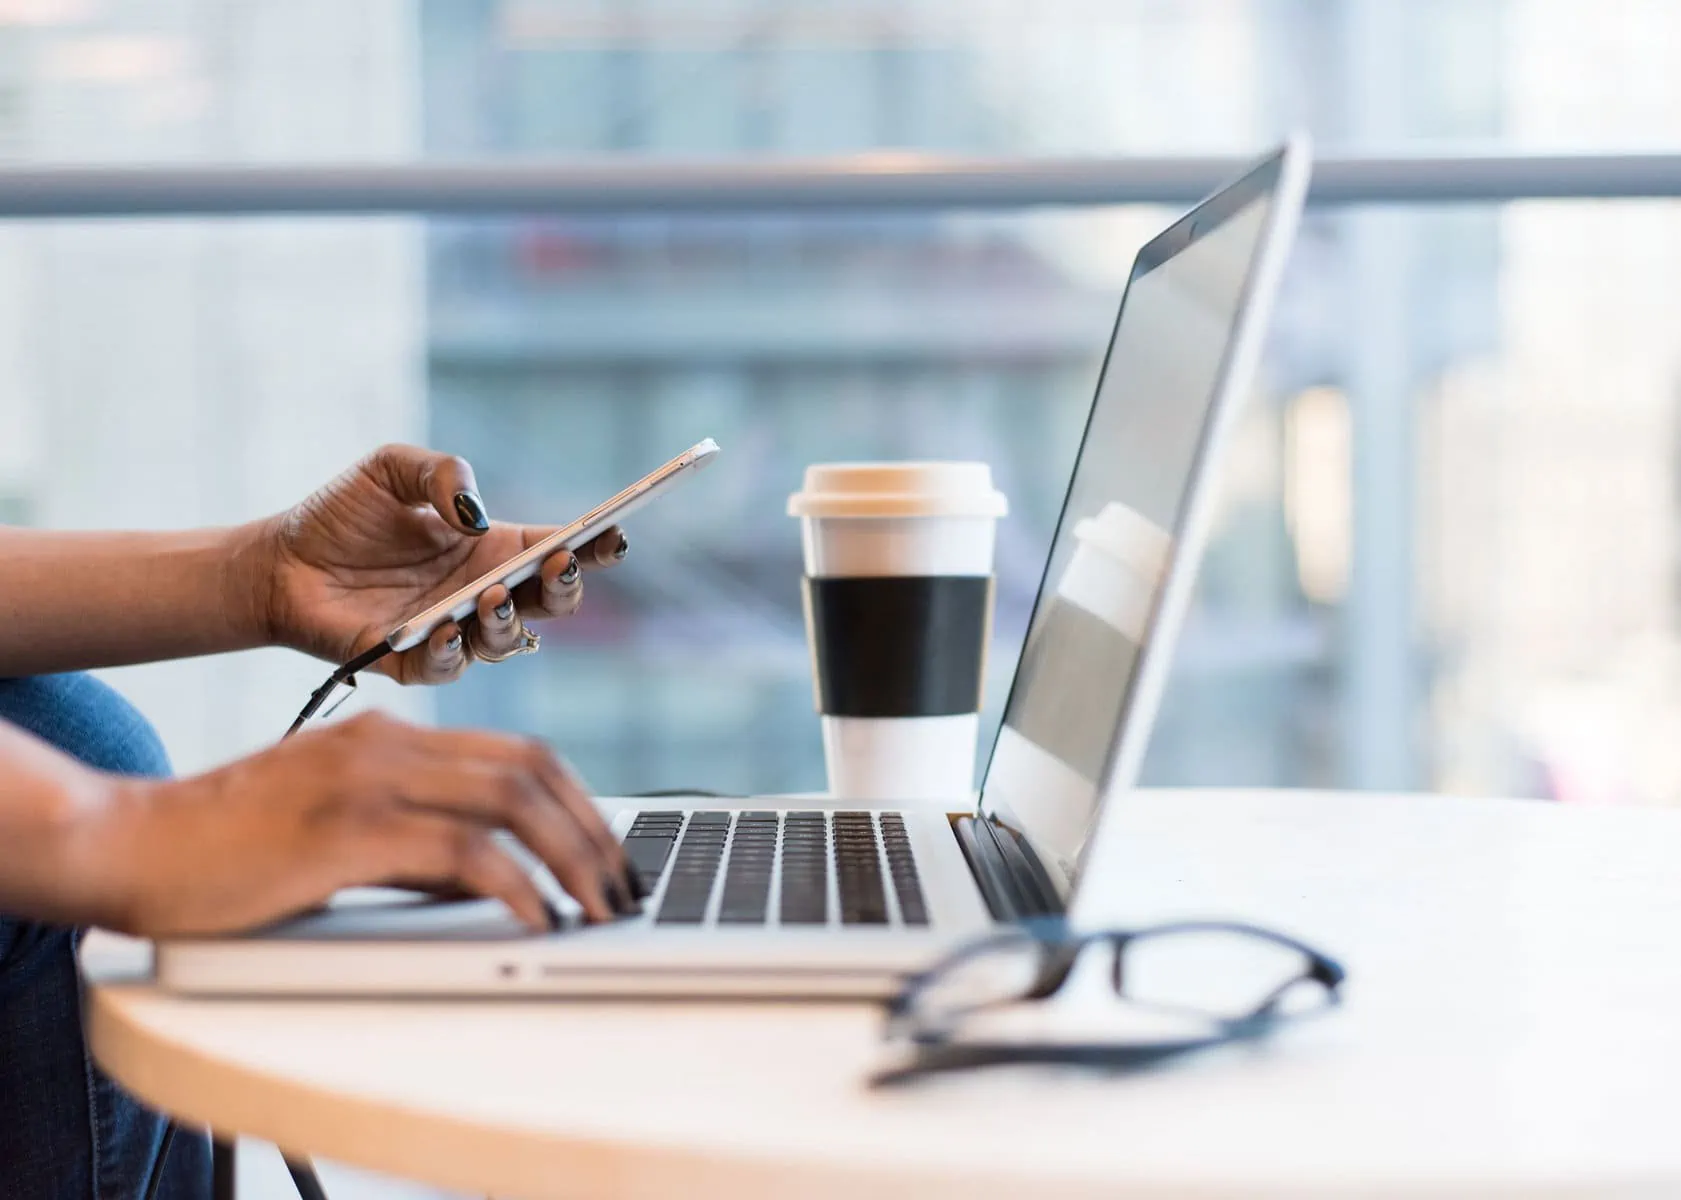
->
[[472, 584, 525, 658], [508, 524, 617, 572], [374, 880, 478, 904], [371, 812, 554, 932], [366, 444, 490, 537], [578, 525, 629, 569], [519, 743, 633, 898], [514, 549, 583, 619], [396, 621, 468, 686], [393, 755, 620, 922], [398, 727, 632, 906]]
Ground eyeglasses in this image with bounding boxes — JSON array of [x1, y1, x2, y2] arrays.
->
[[872, 918, 1345, 1087]]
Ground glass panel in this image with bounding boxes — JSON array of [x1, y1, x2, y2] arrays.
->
[[8, 197, 1681, 811], [420, 0, 1503, 158], [427, 207, 1153, 796], [4, 1, 1681, 810], [0, 218, 432, 771], [424, 201, 1484, 801], [7, 0, 1675, 164]]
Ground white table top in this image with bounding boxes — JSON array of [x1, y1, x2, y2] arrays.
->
[[82, 788, 1681, 1199]]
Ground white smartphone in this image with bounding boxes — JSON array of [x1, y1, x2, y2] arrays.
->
[[384, 438, 721, 653]]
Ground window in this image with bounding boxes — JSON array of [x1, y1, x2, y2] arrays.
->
[[5, 0, 1681, 806]]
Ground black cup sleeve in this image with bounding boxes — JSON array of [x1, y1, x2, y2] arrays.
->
[[802, 575, 993, 718]]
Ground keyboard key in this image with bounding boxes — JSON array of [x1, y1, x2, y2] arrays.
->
[[779, 815, 829, 926], [880, 815, 929, 926], [718, 813, 777, 924], [621, 835, 678, 889], [655, 814, 730, 924], [649, 809, 925, 929], [835, 814, 888, 926]]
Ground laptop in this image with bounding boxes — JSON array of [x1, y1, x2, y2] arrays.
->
[[155, 138, 1311, 998]]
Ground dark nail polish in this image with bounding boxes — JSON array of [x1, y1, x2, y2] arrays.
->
[[543, 900, 564, 932], [558, 558, 580, 586], [493, 596, 514, 620], [453, 491, 490, 533], [445, 632, 463, 652], [625, 866, 650, 902], [613, 534, 628, 562]]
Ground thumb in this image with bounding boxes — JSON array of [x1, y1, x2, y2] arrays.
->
[[367, 444, 490, 537]]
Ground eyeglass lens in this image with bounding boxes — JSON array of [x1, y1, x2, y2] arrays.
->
[[1116, 927, 1323, 1018]]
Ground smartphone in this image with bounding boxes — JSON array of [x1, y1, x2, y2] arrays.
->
[[384, 438, 720, 653]]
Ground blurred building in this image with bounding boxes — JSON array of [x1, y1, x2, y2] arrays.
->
[[0, 0, 430, 771], [417, 0, 1501, 798], [2, 0, 1680, 809]]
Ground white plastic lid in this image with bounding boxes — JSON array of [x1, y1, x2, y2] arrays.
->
[[787, 461, 1009, 519], [1071, 501, 1172, 582]]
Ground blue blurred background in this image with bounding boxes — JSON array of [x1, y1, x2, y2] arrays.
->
[[5, 0, 1681, 810]]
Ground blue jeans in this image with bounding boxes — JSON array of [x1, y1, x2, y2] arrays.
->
[[0, 674, 211, 1199]]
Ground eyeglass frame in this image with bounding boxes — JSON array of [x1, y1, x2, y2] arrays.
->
[[872, 917, 1346, 1085]]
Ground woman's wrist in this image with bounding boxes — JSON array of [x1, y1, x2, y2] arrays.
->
[[0, 722, 149, 932], [53, 775, 148, 934], [220, 514, 287, 651]]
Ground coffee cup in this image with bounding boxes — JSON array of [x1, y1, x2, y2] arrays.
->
[[788, 462, 1008, 801]]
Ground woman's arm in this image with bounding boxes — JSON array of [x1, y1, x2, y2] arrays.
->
[[0, 443, 626, 680], [0, 718, 125, 927], [0, 525, 270, 677], [0, 710, 641, 934]]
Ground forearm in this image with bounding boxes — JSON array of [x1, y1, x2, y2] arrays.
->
[[0, 523, 273, 675], [0, 720, 125, 928]]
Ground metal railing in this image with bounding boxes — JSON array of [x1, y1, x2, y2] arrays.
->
[[0, 152, 1679, 216]]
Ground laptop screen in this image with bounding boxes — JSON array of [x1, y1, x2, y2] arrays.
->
[[978, 156, 1286, 897]]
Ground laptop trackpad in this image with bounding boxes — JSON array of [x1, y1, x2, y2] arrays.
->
[[254, 888, 550, 941]]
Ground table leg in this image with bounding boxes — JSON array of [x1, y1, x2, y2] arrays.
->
[[208, 1136, 330, 1200], [211, 1138, 236, 1200], [284, 1155, 330, 1200]]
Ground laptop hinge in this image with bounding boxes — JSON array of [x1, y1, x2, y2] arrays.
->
[[950, 814, 1065, 923]]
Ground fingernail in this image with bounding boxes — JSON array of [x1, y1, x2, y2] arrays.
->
[[625, 866, 649, 902], [453, 491, 490, 533], [558, 558, 580, 586], [445, 632, 463, 652], [494, 596, 514, 620], [613, 534, 628, 562], [543, 901, 564, 932]]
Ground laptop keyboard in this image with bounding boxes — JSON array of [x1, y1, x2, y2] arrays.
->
[[621, 810, 928, 927]]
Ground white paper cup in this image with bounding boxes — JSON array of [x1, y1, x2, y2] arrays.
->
[[789, 463, 1007, 801]]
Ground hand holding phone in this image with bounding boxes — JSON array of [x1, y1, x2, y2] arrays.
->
[[285, 438, 719, 736], [385, 438, 720, 652]]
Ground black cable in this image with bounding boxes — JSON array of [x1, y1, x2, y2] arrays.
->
[[284, 643, 394, 737]]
